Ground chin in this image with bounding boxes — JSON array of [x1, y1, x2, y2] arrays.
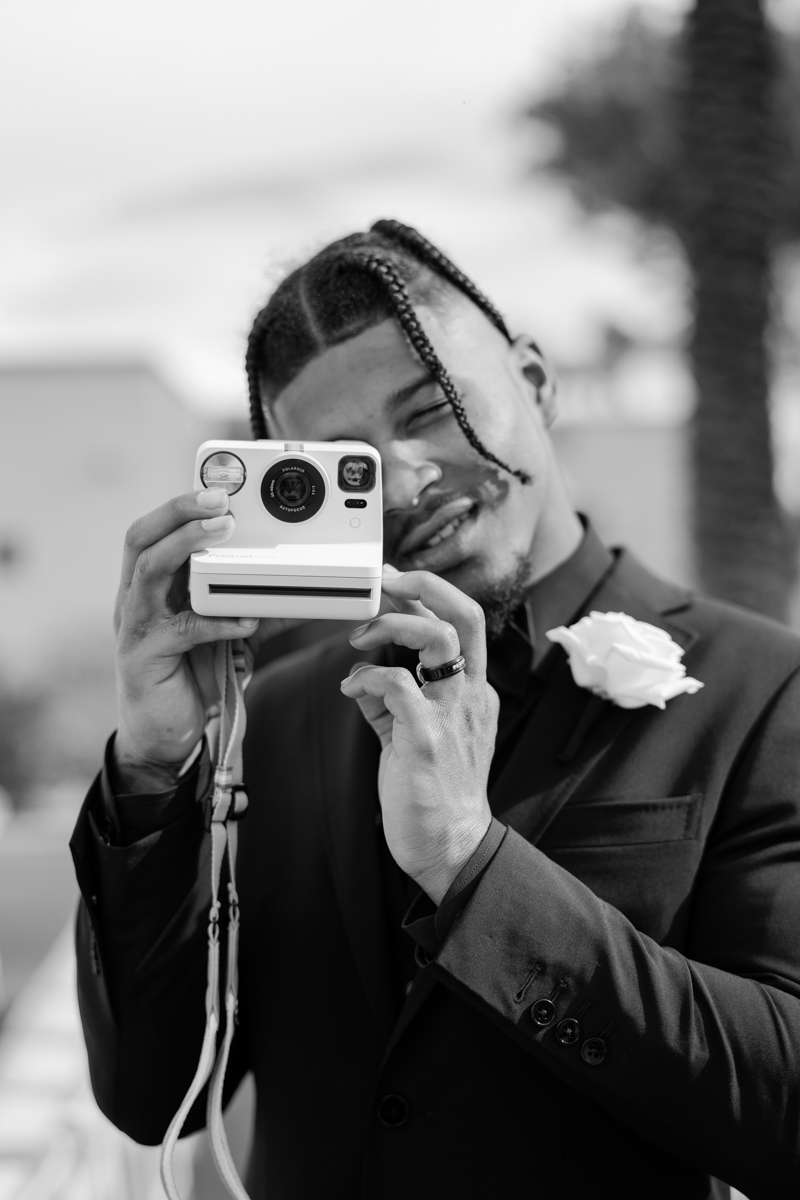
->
[[449, 551, 531, 635]]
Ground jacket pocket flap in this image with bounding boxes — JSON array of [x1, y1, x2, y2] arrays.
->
[[538, 794, 703, 849]]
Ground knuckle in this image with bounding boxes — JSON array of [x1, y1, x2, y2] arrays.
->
[[386, 666, 414, 690], [463, 596, 485, 631], [132, 545, 154, 581], [171, 609, 198, 640], [439, 620, 460, 650], [124, 516, 148, 554], [414, 721, 439, 762]]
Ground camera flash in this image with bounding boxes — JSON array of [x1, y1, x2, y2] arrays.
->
[[201, 452, 246, 495]]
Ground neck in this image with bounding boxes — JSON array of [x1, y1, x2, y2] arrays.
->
[[527, 488, 583, 587]]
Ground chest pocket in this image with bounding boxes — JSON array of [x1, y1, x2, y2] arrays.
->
[[538, 794, 703, 850], [537, 795, 705, 943]]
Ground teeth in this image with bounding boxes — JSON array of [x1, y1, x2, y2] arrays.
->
[[421, 511, 470, 550]]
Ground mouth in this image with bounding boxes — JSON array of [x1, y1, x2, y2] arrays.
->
[[394, 496, 479, 571]]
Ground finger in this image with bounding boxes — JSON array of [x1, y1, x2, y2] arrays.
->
[[120, 489, 230, 591], [340, 663, 426, 727], [126, 514, 236, 620], [349, 613, 462, 671], [343, 666, 394, 749], [379, 564, 436, 620], [119, 608, 259, 656], [379, 570, 487, 680]]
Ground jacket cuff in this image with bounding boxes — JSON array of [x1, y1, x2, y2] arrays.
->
[[402, 817, 507, 963], [97, 733, 210, 847]]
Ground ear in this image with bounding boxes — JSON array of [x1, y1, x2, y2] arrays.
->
[[511, 336, 558, 427]]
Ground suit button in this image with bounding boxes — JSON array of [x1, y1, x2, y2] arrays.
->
[[581, 1037, 607, 1066], [530, 998, 556, 1026], [556, 1017, 581, 1045], [377, 1094, 410, 1127]]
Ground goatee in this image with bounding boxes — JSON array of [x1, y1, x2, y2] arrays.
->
[[474, 555, 533, 642]]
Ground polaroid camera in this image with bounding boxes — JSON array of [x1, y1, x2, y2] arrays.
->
[[189, 440, 383, 620]]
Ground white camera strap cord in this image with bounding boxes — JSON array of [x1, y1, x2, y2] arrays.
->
[[160, 638, 252, 1200]]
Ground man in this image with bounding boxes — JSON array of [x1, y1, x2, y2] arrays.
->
[[70, 220, 800, 1199]]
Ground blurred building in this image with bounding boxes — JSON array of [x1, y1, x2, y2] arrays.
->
[[0, 362, 214, 684]]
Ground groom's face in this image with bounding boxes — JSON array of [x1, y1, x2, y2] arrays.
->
[[267, 290, 561, 604]]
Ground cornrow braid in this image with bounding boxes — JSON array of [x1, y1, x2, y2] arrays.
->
[[370, 218, 513, 344], [346, 250, 531, 485], [246, 307, 271, 439]]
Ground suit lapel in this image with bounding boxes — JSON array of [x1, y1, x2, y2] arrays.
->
[[489, 550, 698, 841], [314, 644, 396, 1041]]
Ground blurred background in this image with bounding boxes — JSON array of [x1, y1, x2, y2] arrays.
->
[[0, 0, 797, 1195]]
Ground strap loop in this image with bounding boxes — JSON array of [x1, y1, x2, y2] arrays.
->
[[160, 638, 252, 1200]]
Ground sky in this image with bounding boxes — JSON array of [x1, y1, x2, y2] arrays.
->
[[0, 0, 728, 413]]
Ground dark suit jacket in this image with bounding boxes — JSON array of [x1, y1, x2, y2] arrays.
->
[[70, 550, 800, 1199]]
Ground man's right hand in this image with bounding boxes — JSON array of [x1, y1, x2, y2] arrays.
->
[[113, 488, 296, 791]]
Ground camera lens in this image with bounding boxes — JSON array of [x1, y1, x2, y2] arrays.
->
[[261, 457, 326, 523], [275, 471, 311, 507]]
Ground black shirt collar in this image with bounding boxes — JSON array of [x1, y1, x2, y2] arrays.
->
[[487, 518, 613, 698]]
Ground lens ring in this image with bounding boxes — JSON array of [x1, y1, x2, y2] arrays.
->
[[261, 457, 326, 523]]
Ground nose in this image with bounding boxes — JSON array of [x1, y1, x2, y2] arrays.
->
[[381, 441, 442, 513]]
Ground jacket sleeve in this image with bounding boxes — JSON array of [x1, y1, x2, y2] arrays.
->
[[423, 668, 800, 1200], [69, 742, 249, 1145]]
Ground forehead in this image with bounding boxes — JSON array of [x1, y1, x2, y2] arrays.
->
[[269, 293, 508, 440]]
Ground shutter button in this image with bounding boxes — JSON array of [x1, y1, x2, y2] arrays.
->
[[377, 1094, 410, 1127], [580, 1037, 608, 1066]]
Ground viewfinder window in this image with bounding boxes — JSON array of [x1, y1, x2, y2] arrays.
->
[[338, 455, 376, 493]]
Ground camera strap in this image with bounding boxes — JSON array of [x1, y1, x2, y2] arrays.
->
[[160, 638, 252, 1200]]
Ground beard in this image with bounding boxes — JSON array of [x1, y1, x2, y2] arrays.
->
[[473, 554, 533, 643]]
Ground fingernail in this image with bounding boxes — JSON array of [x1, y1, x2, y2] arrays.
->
[[201, 514, 233, 531], [382, 563, 402, 577], [237, 618, 258, 627], [197, 488, 228, 509], [349, 622, 370, 639]]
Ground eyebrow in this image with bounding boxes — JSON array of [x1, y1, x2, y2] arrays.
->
[[384, 373, 435, 415]]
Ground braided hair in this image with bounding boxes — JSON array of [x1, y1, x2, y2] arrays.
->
[[245, 221, 531, 484]]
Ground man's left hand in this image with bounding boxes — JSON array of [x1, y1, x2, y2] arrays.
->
[[340, 568, 498, 904]]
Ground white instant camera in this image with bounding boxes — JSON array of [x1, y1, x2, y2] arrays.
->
[[190, 440, 383, 621]]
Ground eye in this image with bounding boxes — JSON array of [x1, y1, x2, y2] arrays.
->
[[406, 398, 453, 432]]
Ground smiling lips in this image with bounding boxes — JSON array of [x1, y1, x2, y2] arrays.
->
[[395, 496, 476, 559]]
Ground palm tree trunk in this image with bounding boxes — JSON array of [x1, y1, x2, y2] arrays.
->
[[680, 0, 796, 621]]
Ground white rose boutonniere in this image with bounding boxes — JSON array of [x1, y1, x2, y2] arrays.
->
[[545, 610, 704, 710]]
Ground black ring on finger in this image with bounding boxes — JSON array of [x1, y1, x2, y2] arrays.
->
[[416, 654, 467, 685]]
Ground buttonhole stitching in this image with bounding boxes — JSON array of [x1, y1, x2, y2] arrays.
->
[[513, 963, 542, 1004]]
